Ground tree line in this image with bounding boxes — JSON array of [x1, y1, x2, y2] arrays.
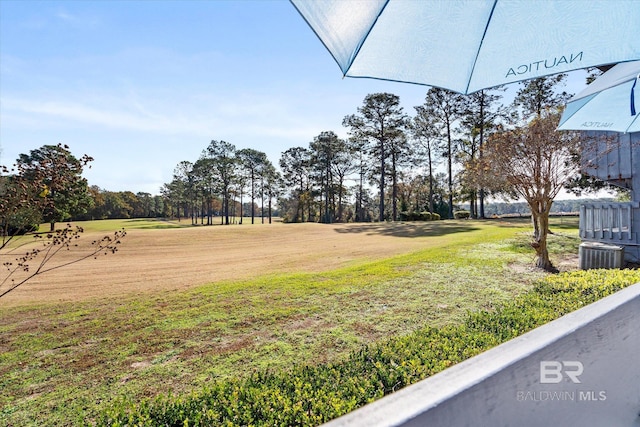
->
[[160, 141, 280, 225], [272, 74, 613, 271], [11, 75, 582, 230], [156, 75, 601, 235]]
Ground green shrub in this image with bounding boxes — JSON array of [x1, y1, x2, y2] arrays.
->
[[419, 211, 432, 221], [431, 212, 441, 221], [399, 212, 433, 221], [97, 269, 640, 426], [454, 210, 470, 219]]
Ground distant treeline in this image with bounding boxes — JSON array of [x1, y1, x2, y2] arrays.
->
[[73, 186, 278, 222], [482, 198, 615, 217], [73, 185, 611, 222]]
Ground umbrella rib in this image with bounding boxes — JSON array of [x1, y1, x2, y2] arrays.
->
[[628, 101, 640, 133], [289, 1, 345, 74], [631, 74, 639, 116], [464, 0, 499, 94], [291, 0, 361, 76], [345, 0, 391, 75]]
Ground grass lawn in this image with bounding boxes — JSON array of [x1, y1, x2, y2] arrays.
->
[[0, 218, 580, 425]]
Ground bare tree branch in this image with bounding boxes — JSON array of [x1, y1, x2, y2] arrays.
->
[[0, 225, 126, 298]]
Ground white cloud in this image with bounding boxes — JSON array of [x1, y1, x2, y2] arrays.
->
[[54, 7, 101, 29], [56, 11, 75, 22], [2, 86, 337, 145], [3, 97, 208, 135]]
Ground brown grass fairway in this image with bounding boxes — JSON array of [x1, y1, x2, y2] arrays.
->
[[2, 220, 471, 306]]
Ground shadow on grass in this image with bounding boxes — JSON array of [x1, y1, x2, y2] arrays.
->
[[466, 216, 579, 231], [121, 218, 191, 229], [483, 218, 531, 228], [484, 215, 579, 230], [332, 221, 481, 238]]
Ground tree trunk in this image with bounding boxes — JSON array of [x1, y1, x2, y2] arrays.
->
[[379, 138, 385, 222], [358, 168, 364, 222], [531, 203, 556, 272], [446, 126, 454, 220], [225, 194, 230, 225], [324, 173, 330, 223], [469, 191, 476, 218], [478, 93, 486, 219], [306, 181, 312, 222], [251, 171, 255, 224], [337, 178, 344, 222], [297, 180, 304, 223], [428, 150, 434, 214], [473, 193, 478, 219], [391, 153, 398, 221]]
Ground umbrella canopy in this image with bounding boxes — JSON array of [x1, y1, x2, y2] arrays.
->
[[290, 0, 640, 95], [558, 60, 640, 133]]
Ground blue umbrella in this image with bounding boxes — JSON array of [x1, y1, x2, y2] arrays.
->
[[558, 60, 640, 133], [290, 0, 640, 95]]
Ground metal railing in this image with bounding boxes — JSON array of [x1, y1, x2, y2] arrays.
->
[[579, 202, 639, 244]]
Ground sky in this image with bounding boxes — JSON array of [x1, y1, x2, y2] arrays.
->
[[0, 0, 591, 195]]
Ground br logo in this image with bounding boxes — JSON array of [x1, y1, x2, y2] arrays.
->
[[540, 361, 584, 384]]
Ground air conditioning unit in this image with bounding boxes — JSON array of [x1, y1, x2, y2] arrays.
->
[[579, 242, 624, 270]]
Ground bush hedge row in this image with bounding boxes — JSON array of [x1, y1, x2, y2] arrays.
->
[[399, 211, 441, 221], [97, 269, 640, 426]]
